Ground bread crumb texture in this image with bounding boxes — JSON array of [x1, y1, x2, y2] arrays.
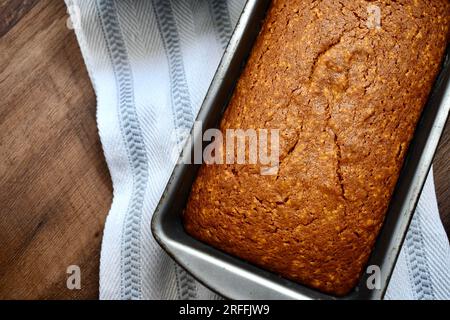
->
[[184, 0, 450, 295]]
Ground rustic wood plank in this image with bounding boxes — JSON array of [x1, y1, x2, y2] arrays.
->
[[434, 119, 450, 237], [0, 0, 40, 37], [0, 0, 111, 299]]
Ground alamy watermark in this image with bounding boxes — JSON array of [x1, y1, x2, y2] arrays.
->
[[367, 5, 381, 30], [366, 265, 382, 290], [171, 121, 280, 175], [66, 265, 81, 290], [66, 4, 81, 30]]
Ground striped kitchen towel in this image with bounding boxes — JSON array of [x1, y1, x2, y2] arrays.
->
[[65, 0, 450, 300]]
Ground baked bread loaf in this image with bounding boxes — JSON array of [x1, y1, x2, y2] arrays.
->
[[184, 0, 450, 295]]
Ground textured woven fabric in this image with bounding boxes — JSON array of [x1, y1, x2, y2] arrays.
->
[[65, 0, 450, 300]]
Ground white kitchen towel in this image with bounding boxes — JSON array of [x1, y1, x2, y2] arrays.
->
[[65, 0, 450, 300]]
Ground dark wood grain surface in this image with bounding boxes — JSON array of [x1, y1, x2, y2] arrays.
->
[[0, 0, 112, 299], [435, 120, 450, 236], [0, 0, 449, 299]]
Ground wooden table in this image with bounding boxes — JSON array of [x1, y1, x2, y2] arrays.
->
[[0, 0, 449, 299]]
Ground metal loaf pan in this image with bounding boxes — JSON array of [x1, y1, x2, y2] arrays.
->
[[151, 0, 450, 300]]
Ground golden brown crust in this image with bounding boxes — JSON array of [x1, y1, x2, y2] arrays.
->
[[184, 0, 450, 295]]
